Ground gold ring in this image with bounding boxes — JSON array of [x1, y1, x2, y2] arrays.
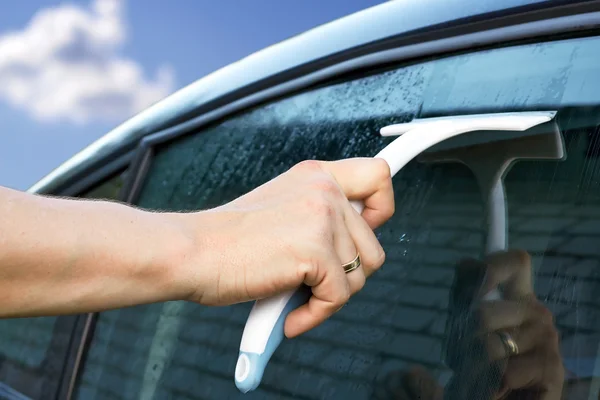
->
[[343, 254, 361, 273], [497, 331, 519, 357]]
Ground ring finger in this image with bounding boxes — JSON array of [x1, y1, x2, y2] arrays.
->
[[343, 200, 386, 278], [333, 210, 365, 295], [484, 322, 546, 362]]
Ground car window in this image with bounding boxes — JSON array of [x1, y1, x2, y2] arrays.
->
[[0, 171, 128, 400], [76, 34, 600, 400]]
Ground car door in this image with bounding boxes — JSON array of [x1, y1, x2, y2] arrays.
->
[[59, 30, 600, 400]]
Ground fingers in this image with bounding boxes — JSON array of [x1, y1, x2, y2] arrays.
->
[[477, 298, 544, 333], [477, 296, 555, 352], [452, 249, 562, 397], [282, 158, 392, 338], [484, 322, 548, 362], [284, 246, 350, 338], [478, 249, 534, 300], [472, 295, 562, 397], [318, 158, 395, 229], [332, 206, 366, 295], [284, 201, 383, 337], [342, 200, 386, 278]]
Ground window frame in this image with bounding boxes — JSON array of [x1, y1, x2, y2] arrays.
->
[[48, 4, 600, 399]]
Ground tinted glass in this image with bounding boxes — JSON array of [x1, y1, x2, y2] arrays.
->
[[77, 35, 600, 399], [0, 172, 127, 400]]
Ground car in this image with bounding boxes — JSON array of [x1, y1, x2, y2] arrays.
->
[[3, 0, 600, 399]]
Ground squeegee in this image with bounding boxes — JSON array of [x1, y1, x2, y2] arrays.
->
[[234, 111, 559, 393]]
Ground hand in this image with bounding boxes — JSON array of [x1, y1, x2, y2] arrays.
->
[[175, 158, 394, 337], [463, 250, 564, 400]]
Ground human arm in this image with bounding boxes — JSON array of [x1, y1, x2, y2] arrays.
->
[[0, 158, 394, 337], [0, 184, 194, 317]]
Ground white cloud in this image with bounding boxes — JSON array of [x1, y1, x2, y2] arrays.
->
[[0, 0, 175, 125]]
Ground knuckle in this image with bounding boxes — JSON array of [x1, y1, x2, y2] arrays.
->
[[305, 195, 336, 219], [294, 159, 322, 173], [371, 248, 386, 270], [514, 248, 532, 267], [542, 307, 555, 324], [333, 287, 351, 306], [291, 160, 323, 175], [377, 247, 386, 266], [381, 184, 395, 216], [373, 158, 391, 181], [533, 301, 554, 324], [297, 261, 317, 280], [312, 178, 342, 198], [385, 199, 396, 219]]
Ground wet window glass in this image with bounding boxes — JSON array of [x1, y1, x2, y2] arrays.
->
[[0, 172, 128, 400], [77, 35, 600, 399]]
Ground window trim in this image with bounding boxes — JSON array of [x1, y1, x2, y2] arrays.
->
[[65, 7, 600, 400]]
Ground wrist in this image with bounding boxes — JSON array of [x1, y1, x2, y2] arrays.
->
[[160, 209, 226, 304]]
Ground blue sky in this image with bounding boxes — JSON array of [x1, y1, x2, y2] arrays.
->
[[0, 0, 384, 190]]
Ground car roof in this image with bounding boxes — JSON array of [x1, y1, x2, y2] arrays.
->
[[28, 0, 576, 194]]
